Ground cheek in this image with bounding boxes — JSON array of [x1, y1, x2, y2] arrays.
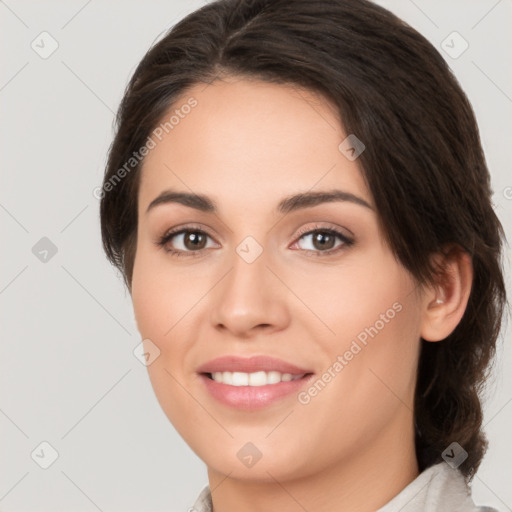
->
[[131, 243, 185, 337], [311, 251, 421, 411], [131, 267, 166, 339], [298, 291, 421, 466], [131, 246, 205, 380], [308, 244, 415, 342], [131, 253, 198, 430]]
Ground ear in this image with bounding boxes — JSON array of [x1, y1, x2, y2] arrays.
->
[[420, 245, 473, 342]]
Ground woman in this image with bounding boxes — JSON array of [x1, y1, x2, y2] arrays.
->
[[99, 0, 507, 510]]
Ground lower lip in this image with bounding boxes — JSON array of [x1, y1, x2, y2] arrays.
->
[[198, 373, 314, 411]]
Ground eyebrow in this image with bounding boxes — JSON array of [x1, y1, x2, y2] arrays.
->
[[146, 188, 374, 215]]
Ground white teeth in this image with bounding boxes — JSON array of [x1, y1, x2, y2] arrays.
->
[[266, 371, 283, 384], [249, 371, 265, 386], [232, 372, 248, 386], [210, 371, 305, 386]]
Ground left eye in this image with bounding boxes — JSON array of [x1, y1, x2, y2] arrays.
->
[[292, 228, 353, 254]]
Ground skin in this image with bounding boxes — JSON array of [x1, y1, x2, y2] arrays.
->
[[130, 75, 473, 512]]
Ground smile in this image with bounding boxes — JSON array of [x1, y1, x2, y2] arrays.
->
[[207, 370, 307, 386]]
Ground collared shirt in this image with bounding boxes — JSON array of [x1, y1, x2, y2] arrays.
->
[[190, 462, 499, 512]]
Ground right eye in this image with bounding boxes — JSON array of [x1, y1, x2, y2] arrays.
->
[[156, 225, 218, 257]]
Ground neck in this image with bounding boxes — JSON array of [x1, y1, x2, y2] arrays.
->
[[206, 411, 419, 512]]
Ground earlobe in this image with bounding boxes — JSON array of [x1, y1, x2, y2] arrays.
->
[[420, 247, 473, 342]]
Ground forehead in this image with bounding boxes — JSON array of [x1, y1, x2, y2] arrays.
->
[[137, 77, 372, 215]]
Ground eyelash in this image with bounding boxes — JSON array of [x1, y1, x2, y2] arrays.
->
[[156, 223, 354, 258]]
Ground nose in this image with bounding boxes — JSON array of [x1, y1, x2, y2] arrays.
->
[[209, 246, 290, 338]]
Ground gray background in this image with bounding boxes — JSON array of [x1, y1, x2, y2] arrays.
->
[[1, 0, 511, 510]]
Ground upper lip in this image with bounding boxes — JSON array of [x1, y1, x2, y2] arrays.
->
[[197, 355, 314, 375]]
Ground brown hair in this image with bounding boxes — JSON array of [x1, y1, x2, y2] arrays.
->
[[99, 0, 508, 481]]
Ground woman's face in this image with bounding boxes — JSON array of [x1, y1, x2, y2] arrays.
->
[[131, 76, 425, 482]]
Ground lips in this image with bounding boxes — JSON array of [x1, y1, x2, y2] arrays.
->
[[196, 355, 313, 376], [197, 356, 314, 411]]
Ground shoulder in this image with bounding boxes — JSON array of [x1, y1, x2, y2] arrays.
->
[[377, 462, 500, 512], [190, 484, 213, 512]]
